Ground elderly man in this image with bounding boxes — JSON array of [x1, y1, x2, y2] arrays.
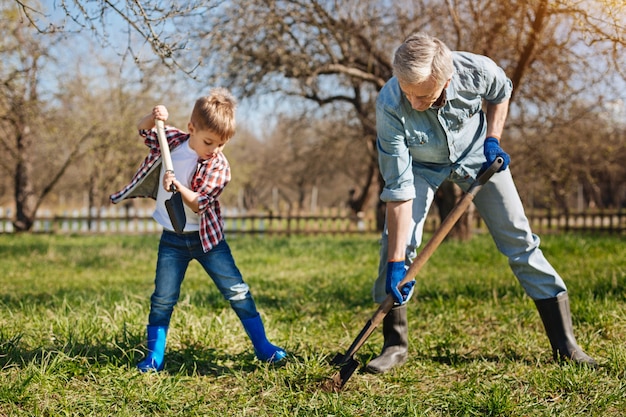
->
[[367, 32, 596, 373]]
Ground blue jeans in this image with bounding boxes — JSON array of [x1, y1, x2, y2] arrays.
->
[[373, 168, 568, 303], [148, 231, 258, 326]]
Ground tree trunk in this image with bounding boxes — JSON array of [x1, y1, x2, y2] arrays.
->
[[14, 126, 37, 232], [434, 180, 473, 241], [375, 180, 473, 239]]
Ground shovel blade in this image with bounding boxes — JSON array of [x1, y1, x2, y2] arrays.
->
[[165, 191, 186, 233], [323, 354, 360, 392], [322, 353, 360, 392], [330, 352, 347, 366]]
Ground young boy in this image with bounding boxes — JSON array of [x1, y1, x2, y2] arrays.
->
[[110, 88, 287, 371]]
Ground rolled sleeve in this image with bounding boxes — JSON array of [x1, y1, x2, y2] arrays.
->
[[376, 102, 416, 203], [480, 56, 513, 104]]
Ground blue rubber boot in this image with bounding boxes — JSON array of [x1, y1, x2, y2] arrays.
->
[[137, 325, 168, 372], [241, 314, 287, 363]]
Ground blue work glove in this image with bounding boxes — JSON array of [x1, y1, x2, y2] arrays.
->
[[482, 136, 510, 172], [386, 261, 415, 305]]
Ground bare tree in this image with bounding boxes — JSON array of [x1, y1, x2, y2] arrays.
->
[[0, 9, 99, 231], [11, 0, 219, 76], [0, 4, 174, 230], [509, 99, 626, 211], [224, 105, 373, 213], [463, 0, 626, 212], [192, 0, 625, 234], [51, 66, 153, 212], [7, 0, 626, 233], [201, 1, 394, 215]]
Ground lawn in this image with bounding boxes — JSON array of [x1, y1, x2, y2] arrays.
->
[[0, 232, 624, 416]]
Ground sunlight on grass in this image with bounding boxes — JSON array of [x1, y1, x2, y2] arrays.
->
[[0, 233, 624, 416]]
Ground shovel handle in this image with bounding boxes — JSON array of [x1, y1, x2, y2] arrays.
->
[[351, 156, 505, 347], [477, 156, 504, 186], [155, 119, 178, 192], [338, 296, 395, 361], [155, 119, 174, 172], [398, 156, 503, 288], [329, 156, 504, 390]]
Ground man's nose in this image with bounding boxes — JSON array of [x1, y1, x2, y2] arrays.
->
[[410, 98, 426, 110]]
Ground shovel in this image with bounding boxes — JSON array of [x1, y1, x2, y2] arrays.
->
[[155, 119, 186, 234], [325, 157, 504, 392]]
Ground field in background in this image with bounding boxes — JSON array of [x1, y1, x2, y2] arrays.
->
[[0, 233, 624, 416]]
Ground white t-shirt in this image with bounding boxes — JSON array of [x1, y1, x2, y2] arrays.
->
[[153, 139, 201, 231]]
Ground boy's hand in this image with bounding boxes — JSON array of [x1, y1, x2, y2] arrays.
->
[[163, 170, 177, 192], [137, 105, 169, 130], [152, 105, 169, 122]]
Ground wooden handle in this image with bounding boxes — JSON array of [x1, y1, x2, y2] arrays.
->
[[155, 119, 174, 173], [398, 156, 503, 288]]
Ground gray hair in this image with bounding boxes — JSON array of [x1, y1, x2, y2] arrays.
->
[[392, 33, 454, 85]]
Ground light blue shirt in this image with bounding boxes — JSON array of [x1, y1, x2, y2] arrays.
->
[[376, 51, 513, 202]]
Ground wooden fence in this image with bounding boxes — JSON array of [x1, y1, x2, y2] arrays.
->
[[525, 208, 626, 234], [0, 207, 624, 235], [0, 207, 376, 235]]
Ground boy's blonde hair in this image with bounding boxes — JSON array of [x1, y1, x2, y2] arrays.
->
[[190, 88, 237, 142]]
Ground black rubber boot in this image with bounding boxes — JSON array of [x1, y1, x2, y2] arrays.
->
[[534, 292, 597, 366], [365, 304, 408, 374]]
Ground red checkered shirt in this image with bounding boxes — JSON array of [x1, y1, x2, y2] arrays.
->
[[110, 126, 231, 252]]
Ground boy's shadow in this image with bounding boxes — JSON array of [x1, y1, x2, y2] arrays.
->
[[160, 345, 263, 376], [0, 329, 265, 378]]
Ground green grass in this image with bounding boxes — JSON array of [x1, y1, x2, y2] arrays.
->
[[0, 232, 624, 416]]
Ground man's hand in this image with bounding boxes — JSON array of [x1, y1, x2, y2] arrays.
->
[[482, 136, 510, 172], [386, 261, 415, 305]]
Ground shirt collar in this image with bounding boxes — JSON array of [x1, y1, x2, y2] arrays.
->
[[432, 89, 447, 108]]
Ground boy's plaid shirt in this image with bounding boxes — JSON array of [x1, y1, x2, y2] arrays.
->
[[110, 126, 231, 252]]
